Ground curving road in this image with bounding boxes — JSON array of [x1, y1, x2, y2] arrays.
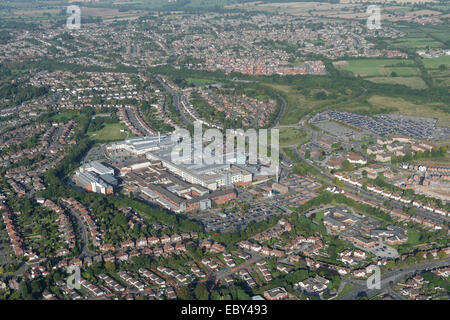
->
[[337, 257, 450, 300]]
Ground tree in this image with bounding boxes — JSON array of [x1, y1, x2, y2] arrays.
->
[[177, 286, 192, 300], [415, 252, 424, 261], [405, 256, 415, 265], [105, 261, 116, 272], [30, 280, 43, 298], [19, 282, 32, 300], [304, 149, 310, 159], [230, 287, 250, 300], [438, 250, 447, 259], [194, 282, 209, 300], [341, 160, 354, 171], [210, 290, 222, 300], [386, 260, 395, 270]]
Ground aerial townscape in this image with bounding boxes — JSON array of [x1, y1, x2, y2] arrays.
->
[[0, 0, 449, 305]]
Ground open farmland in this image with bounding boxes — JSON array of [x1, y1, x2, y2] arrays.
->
[[365, 77, 428, 89], [423, 56, 450, 69], [334, 59, 418, 77]]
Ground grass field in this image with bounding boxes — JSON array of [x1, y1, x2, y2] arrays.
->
[[267, 84, 312, 125], [314, 211, 325, 225], [51, 111, 79, 122], [423, 55, 450, 69], [367, 95, 450, 126], [406, 228, 422, 246], [335, 59, 418, 77], [337, 284, 354, 298], [88, 123, 131, 142], [393, 38, 443, 49], [365, 76, 428, 89], [432, 76, 450, 88], [279, 128, 307, 146], [186, 78, 219, 86]]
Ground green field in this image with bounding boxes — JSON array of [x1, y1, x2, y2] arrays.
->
[[186, 78, 219, 86], [423, 55, 450, 69], [337, 284, 354, 298], [314, 211, 325, 224], [279, 128, 308, 146], [393, 38, 443, 49], [51, 110, 79, 122], [368, 95, 450, 126], [366, 76, 428, 89], [88, 123, 131, 142], [393, 24, 449, 50], [335, 59, 418, 77], [406, 228, 422, 246]]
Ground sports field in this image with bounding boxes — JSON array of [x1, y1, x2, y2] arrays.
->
[[88, 123, 131, 142]]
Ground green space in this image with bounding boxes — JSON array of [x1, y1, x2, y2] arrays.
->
[[393, 38, 443, 49], [337, 283, 354, 298], [367, 95, 450, 126], [393, 24, 449, 50], [50, 110, 80, 122], [423, 55, 450, 69], [405, 228, 422, 246], [365, 76, 428, 89], [186, 78, 219, 86], [87, 123, 131, 142], [313, 210, 325, 225], [279, 128, 308, 147], [335, 59, 418, 77]]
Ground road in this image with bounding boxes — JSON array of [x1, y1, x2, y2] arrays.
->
[[156, 76, 192, 128], [61, 203, 96, 259], [337, 257, 450, 300], [270, 95, 286, 129], [280, 115, 449, 227], [274, 114, 450, 300]]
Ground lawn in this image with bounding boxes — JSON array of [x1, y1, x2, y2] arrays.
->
[[313, 211, 325, 225], [279, 128, 308, 147], [88, 123, 131, 142], [406, 228, 422, 246], [337, 283, 354, 298]]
